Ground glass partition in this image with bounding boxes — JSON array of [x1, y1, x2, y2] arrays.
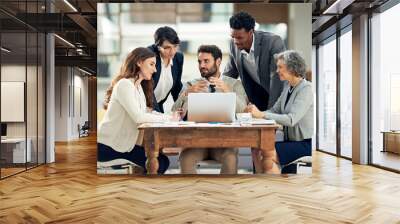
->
[[317, 36, 337, 155], [0, 0, 46, 179], [370, 3, 400, 171], [1, 30, 28, 177], [339, 29, 352, 158]]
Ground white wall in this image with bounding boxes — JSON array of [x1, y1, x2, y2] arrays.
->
[[55, 67, 89, 141], [290, 4, 313, 150], [1, 65, 26, 139], [55, 67, 68, 141], [288, 4, 312, 69]]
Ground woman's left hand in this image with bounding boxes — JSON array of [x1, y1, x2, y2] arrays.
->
[[244, 104, 264, 119]]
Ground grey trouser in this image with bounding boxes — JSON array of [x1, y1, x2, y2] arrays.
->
[[179, 148, 238, 174]]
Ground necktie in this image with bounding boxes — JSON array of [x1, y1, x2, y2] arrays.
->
[[209, 85, 216, 93]]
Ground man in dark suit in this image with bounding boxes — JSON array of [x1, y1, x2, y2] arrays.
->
[[148, 26, 184, 113], [223, 12, 286, 111]]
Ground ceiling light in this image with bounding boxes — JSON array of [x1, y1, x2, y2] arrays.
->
[[1, 47, 11, 53], [323, 0, 354, 15], [63, 0, 78, 12], [78, 67, 93, 76], [54, 34, 75, 48]]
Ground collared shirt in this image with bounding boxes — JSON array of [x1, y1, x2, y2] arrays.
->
[[241, 34, 260, 85], [187, 74, 224, 93], [208, 74, 223, 93], [154, 57, 174, 103]]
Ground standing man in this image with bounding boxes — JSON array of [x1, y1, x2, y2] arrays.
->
[[223, 11, 286, 111], [148, 26, 184, 113], [172, 45, 248, 174]]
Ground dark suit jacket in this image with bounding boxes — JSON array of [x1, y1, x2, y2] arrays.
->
[[223, 31, 286, 111], [148, 44, 184, 113]]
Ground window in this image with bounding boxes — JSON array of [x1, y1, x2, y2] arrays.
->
[[371, 3, 400, 171], [339, 29, 352, 158], [317, 37, 337, 154], [0, 1, 46, 179]]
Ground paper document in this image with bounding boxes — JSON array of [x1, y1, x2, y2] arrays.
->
[[242, 118, 276, 125], [167, 121, 196, 125], [139, 122, 243, 128]]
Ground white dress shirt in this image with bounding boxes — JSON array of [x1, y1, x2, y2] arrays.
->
[[241, 34, 260, 85], [154, 57, 174, 103], [98, 78, 170, 153]]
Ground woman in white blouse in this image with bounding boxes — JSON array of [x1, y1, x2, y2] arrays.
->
[[98, 47, 179, 174]]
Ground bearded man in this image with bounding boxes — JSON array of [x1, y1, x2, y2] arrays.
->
[[171, 44, 248, 174]]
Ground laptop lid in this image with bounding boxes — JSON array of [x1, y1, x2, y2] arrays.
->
[[188, 93, 236, 123]]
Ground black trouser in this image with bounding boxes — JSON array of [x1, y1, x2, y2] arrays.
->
[[252, 139, 312, 174], [97, 143, 170, 174], [276, 139, 312, 174]]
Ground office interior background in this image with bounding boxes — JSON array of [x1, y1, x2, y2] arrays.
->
[[0, 0, 97, 179], [96, 3, 312, 174], [1, 0, 400, 222]]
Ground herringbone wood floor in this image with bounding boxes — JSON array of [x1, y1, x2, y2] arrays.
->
[[1, 135, 400, 223]]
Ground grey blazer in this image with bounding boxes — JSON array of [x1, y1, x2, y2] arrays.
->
[[223, 31, 286, 109], [264, 79, 314, 141], [171, 75, 248, 113]]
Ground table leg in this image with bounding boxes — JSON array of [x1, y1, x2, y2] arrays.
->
[[260, 129, 280, 174], [145, 149, 159, 175], [251, 148, 262, 174], [144, 130, 160, 175]]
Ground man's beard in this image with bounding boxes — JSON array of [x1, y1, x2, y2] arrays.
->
[[200, 64, 218, 79]]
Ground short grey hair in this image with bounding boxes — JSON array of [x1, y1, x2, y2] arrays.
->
[[274, 50, 306, 78]]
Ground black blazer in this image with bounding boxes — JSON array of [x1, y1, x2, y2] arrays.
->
[[148, 44, 184, 113]]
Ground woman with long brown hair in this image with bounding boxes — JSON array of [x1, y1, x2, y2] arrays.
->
[[98, 47, 179, 174]]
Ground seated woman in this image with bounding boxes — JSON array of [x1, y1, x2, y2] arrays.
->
[[245, 50, 314, 174], [98, 47, 180, 174]]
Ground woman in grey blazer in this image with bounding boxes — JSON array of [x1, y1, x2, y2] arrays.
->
[[245, 50, 314, 174]]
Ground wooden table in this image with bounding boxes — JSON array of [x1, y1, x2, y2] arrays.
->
[[138, 123, 279, 174]]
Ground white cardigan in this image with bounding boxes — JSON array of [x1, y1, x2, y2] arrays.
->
[[98, 78, 170, 153]]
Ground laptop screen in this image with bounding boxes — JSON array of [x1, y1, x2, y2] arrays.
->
[[188, 93, 236, 123]]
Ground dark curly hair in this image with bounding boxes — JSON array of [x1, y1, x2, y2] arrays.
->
[[197, 45, 222, 61], [229, 11, 255, 32]]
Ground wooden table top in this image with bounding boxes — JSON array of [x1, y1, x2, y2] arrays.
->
[[138, 122, 280, 130]]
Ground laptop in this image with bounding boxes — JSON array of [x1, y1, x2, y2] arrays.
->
[[187, 93, 236, 123]]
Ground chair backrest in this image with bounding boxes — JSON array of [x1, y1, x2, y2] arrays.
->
[[82, 121, 90, 129]]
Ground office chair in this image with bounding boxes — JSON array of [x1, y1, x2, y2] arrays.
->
[[97, 161, 144, 174], [281, 156, 312, 174], [78, 121, 90, 138]]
